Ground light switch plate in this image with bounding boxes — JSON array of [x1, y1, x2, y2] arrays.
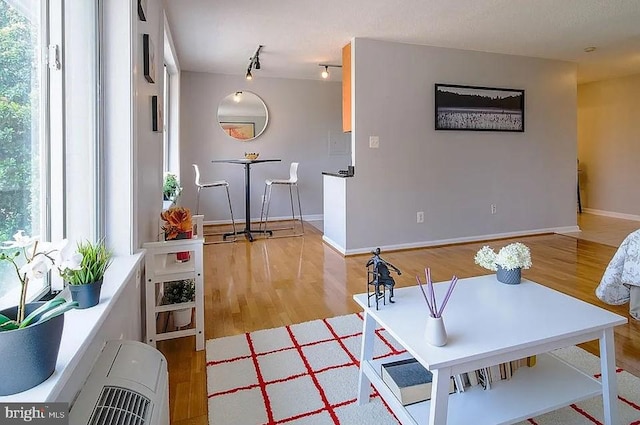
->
[[369, 136, 379, 148]]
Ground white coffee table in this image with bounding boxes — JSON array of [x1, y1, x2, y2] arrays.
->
[[353, 275, 627, 425]]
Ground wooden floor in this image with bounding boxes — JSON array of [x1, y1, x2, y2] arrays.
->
[[158, 214, 640, 425], [561, 212, 640, 247]]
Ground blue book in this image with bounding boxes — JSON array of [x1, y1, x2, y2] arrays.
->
[[381, 358, 454, 405]]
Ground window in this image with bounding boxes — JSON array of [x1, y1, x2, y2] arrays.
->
[[163, 18, 180, 177], [0, 0, 48, 305], [0, 0, 97, 307], [163, 64, 170, 172]]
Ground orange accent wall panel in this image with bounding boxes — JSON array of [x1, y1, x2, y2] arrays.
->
[[342, 43, 352, 133]]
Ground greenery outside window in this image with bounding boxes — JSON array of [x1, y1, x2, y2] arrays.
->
[[0, 0, 47, 305]]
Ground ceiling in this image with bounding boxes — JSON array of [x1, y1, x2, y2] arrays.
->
[[164, 0, 640, 84]]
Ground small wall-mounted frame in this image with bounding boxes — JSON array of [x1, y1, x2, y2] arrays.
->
[[220, 122, 255, 140], [137, 0, 147, 21], [143, 34, 155, 83], [435, 84, 524, 132], [152, 95, 162, 132]]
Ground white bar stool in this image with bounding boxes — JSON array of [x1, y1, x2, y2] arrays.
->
[[259, 162, 304, 235], [193, 164, 237, 240]]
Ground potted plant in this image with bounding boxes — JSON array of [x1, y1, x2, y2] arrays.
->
[[474, 242, 532, 284], [161, 206, 193, 262], [163, 279, 195, 328], [0, 231, 81, 396], [163, 172, 182, 202], [61, 239, 113, 309]]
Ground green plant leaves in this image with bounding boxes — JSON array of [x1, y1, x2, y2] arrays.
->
[[19, 298, 66, 328], [0, 299, 79, 331], [63, 239, 113, 285], [0, 314, 18, 331], [37, 301, 79, 323]]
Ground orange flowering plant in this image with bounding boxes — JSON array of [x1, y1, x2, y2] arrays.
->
[[161, 207, 193, 240]]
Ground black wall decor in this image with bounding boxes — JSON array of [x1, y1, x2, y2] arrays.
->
[[151, 95, 162, 132], [138, 0, 147, 21], [435, 84, 524, 132], [143, 34, 155, 83]]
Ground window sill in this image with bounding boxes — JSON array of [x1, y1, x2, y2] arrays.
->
[[0, 252, 144, 402]]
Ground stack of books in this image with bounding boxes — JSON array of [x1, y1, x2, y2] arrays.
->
[[381, 355, 537, 404], [381, 358, 456, 406], [459, 355, 537, 390]]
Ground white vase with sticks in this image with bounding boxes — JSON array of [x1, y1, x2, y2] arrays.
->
[[416, 268, 459, 347]]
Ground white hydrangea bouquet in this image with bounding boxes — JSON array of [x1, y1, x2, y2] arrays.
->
[[474, 242, 532, 272]]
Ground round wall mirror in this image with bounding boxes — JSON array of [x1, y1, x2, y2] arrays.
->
[[217, 91, 268, 141]]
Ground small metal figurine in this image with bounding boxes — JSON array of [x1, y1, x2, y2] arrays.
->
[[366, 247, 402, 309]]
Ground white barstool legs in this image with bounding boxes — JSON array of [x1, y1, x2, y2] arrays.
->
[[259, 162, 304, 236], [193, 164, 237, 241]]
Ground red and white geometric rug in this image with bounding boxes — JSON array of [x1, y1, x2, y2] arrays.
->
[[206, 313, 640, 425]]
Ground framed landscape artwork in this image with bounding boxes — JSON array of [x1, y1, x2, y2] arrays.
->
[[435, 84, 524, 132], [220, 122, 255, 140]]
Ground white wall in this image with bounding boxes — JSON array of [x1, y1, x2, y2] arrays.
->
[[57, 259, 143, 404], [345, 38, 578, 251], [578, 74, 640, 218], [180, 72, 350, 222], [135, 0, 166, 246]]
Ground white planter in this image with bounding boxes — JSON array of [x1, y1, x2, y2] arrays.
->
[[173, 308, 192, 328], [424, 315, 447, 347]]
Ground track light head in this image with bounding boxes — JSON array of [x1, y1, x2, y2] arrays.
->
[[318, 63, 342, 79], [244, 45, 263, 78]]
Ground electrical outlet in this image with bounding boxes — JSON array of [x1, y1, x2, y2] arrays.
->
[[417, 211, 424, 223], [369, 136, 379, 148], [491, 204, 497, 214]]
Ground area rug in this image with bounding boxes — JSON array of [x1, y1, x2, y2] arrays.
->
[[206, 313, 640, 425]]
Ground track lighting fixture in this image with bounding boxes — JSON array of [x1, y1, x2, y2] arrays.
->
[[233, 91, 242, 102], [245, 45, 263, 80], [318, 63, 342, 79]]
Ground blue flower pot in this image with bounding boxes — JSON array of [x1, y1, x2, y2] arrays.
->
[[496, 266, 522, 284], [0, 302, 64, 396], [69, 279, 103, 309]]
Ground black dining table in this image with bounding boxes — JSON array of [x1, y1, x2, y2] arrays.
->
[[212, 158, 281, 241]]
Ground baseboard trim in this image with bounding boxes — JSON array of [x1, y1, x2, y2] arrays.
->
[[322, 236, 346, 255], [583, 208, 640, 222], [338, 227, 580, 256]]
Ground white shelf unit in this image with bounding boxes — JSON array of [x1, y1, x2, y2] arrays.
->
[[143, 215, 205, 351], [366, 352, 601, 425]]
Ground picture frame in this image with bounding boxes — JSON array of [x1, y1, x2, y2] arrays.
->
[[151, 95, 162, 132], [220, 122, 255, 140], [143, 34, 155, 84], [434, 84, 524, 132], [137, 0, 147, 21]]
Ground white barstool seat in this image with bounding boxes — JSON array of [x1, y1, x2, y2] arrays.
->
[[259, 162, 304, 235], [193, 164, 236, 240]]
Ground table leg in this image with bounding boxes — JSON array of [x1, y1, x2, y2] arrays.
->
[[428, 367, 451, 425], [357, 312, 376, 405], [223, 162, 272, 242], [599, 327, 620, 425], [244, 163, 251, 237]]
